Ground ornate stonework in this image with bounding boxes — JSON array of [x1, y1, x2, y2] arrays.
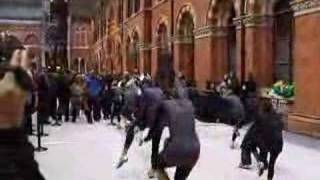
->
[[194, 25, 228, 39], [174, 34, 194, 44], [242, 15, 273, 28], [176, 4, 197, 31], [233, 17, 243, 30], [291, 0, 320, 16]]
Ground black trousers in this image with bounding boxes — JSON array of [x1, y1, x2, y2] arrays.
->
[[0, 128, 45, 180], [155, 151, 194, 180], [85, 96, 101, 122], [57, 97, 70, 122], [240, 124, 259, 165], [71, 104, 80, 123], [48, 97, 57, 121], [23, 114, 33, 135], [111, 103, 122, 124], [102, 103, 112, 120]]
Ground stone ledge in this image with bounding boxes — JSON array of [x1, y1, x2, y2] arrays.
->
[[288, 114, 320, 138], [292, 0, 320, 16], [194, 25, 228, 39]]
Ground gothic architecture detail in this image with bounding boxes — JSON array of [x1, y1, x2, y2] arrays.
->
[[291, 0, 320, 16], [242, 14, 273, 27], [87, 0, 319, 138], [194, 25, 228, 39]]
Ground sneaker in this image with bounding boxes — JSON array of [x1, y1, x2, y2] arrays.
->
[[147, 168, 156, 179], [238, 163, 252, 169], [230, 142, 236, 149], [116, 155, 128, 169], [155, 169, 170, 180]]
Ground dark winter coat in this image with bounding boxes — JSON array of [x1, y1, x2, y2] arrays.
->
[[155, 99, 200, 167], [0, 128, 45, 180]]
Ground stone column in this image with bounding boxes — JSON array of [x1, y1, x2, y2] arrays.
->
[[194, 26, 229, 85], [243, 15, 274, 87], [194, 26, 215, 89], [288, 0, 320, 137], [151, 43, 158, 77], [210, 27, 229, 82], [140, 43, 152, 75], [234, 17, 246, 82]]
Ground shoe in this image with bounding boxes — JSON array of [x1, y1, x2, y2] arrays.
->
[[147, 168, 156, 179], [116, 155, 128, 169], [257, 161, 264, 176], [156, 169, 170, 180], [238, 163, 252, 170], [230, 142, 236, 149]]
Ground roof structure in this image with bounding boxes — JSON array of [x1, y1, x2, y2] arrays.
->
[[0, 0, 102, 21], [0, 0, 42, 20], [70, 0, 100, 18]]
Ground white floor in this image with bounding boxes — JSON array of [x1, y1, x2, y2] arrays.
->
[[30, 119, 320, 180]]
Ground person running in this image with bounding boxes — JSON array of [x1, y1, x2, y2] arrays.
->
[[150, 52, 200, 180]]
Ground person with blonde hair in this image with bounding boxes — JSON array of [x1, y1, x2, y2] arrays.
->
[[0, 49, 45, 180]]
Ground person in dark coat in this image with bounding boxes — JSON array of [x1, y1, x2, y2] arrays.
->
[[56, 70, 72, 122], [0, 49, 45, 180], [239, 98, 283, 180], [117, 86, 164, 168], [110, 86, 123, 125], [35, 69, 50, 132], [151, 98, 200, 180], [150, 52, 200, 180], [23, 62, 37, 135], [226, 71, 241, 95], [47, 70, 59, 124], [101, 79, 114, 121]]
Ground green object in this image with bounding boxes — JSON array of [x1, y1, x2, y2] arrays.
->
[[271, 82, 295, 98]]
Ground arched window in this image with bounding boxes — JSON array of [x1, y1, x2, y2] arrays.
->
[[24, 35, 39, 45], [177, 10, 195, 81], [274, 0, 293, 82], [157, 23, 169, 49]]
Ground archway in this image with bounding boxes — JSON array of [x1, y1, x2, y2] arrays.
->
[[73, 58, 85, 73], [207, 0, 238, 81], [177, 9, 195, 81], [156, 22, 170, 74], [274, 0, 293, 82], [24, 34, 39, 46], [157, 23, 169, 52]]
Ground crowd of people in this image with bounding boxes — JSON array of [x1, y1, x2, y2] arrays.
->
[[0, 47, 284, 180], [25, 66, 145, 131]]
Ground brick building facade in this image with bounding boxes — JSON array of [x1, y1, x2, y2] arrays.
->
[[0, 20, 42, 60], [69, 18, 93, 73], [91, 0, 320, 137], [0, 0, 43, 63], [0, 0, 319, 137]]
